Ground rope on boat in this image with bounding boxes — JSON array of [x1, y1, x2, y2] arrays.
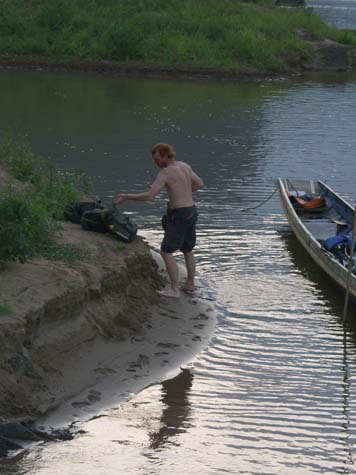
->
[[237, 186, 278, 213]]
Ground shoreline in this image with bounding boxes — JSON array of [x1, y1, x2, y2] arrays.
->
[[0, 45, 355, 83], [0, 55, 292, 82], [0, 218, 216, 458]]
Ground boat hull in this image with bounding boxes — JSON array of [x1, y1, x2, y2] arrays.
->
[[277, 178, 356, 301]]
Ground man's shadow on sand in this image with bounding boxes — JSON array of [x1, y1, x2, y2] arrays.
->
[[148, 368, 193, 450]]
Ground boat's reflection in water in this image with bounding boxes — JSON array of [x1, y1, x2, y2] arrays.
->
[[283, 231, 356, 322], [284, 230, 355, 470]]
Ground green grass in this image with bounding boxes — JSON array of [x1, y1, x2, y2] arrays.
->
[[0, 134, 90, 266], [0, 303, 13, 316], [117, 243, 125, 253], [0, 0, 355, 74], [36, 241, 90, 263], [102, 278, 114, 290]]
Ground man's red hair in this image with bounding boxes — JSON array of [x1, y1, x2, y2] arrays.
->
[[151, 143, 176, 159]]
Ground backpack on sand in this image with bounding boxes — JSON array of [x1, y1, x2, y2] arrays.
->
[[64, 200, 103, 224], [81, 206, 137, 243]]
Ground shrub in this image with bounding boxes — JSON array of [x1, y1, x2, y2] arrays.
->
[[0, 135, 41, 183], [0, 187, 50, 266], [101, 20, 145, 61], [0, 135, 91, 265]]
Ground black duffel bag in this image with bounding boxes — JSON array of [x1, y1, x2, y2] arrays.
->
[[81, 206, 137, 243], [80, 209, 112, 234], [64, 200, 103, 224]]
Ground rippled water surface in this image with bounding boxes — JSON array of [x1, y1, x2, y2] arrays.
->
[[308, 0, 356, 29], [2, 53, 356, 475]]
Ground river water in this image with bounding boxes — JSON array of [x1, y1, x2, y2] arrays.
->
[[307, 0, 356, 29], [1, 4, 356, 475]]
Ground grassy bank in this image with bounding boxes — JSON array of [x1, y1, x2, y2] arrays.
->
[[0, 136, 89, 266], [0, 0, 355, 74]]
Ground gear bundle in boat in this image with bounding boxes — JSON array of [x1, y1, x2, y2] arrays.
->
[[64, 202, 137, 243], [287, 191, 327, 212]]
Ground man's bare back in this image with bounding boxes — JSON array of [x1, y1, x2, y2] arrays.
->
[[150, 161, 196, 209]]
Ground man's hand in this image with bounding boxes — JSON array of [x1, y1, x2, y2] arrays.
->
[[191, 170, 204, 191], [114, 194, 128, 205]]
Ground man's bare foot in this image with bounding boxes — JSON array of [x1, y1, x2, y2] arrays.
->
[[181, 281, 196, 292], [157, 288, 181, 299]]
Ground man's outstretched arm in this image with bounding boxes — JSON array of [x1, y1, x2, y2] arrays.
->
[[191, 170, 204, 192], [114, 173, 166, 205]]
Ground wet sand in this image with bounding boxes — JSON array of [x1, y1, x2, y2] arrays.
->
[[35, 251, 216, 432]]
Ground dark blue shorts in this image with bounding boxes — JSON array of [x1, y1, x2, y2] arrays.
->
[[161, 206, 198, 254]]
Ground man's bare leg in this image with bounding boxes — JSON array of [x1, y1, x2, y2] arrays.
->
[[159, 251, 180, 298], [182, 251, 196, 291]]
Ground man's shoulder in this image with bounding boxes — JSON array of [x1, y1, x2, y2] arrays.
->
[[155, 168, 168, 181], [177, 161, 191, 170]]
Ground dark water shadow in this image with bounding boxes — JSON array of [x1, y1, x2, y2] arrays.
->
[[282, 231, 356, 326], [148, 368, 193, 450]]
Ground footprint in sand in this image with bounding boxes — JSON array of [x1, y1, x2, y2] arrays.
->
[[94, 367, 117, 375], [88, 390, 101, 403], [194, 324, 205, 329], [160, 310, 179, 319], [157, 342, 180, 349], [130, 336, 145, 343], [128, 354, 150, 369], [72, 401, 91, 408], [154, 351, 169, 356], [192, 312, 208, 321], [192, 335, 202, 342], [129, 362, 142, 369]]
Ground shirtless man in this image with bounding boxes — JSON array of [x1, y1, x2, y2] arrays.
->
[[114, 143, 204, 299]]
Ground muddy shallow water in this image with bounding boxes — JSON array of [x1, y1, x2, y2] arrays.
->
[[2, 34, 356, 475]]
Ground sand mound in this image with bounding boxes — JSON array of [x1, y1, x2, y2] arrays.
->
[[0, 223, 163, 424]]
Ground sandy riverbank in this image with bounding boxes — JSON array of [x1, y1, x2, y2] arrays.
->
[[0, 220, 216, 457]]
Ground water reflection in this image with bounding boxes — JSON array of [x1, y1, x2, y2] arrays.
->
[[342, 327, 354, 474], [283, 231, 355, 472], [282, 231, 356, 319], [148, 369, 193, 450]]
